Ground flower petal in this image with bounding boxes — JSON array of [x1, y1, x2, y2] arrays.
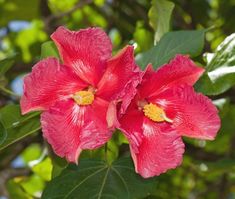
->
[[154, 85, 220, 140], [97, 45, 143, 114], [51, 26, 112, 86], [139, 55, 204, 98], [119, 103, 184, 178], [41, 98, 113, 163], [20, 58, 86, 114]]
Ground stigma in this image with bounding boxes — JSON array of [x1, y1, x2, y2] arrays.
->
[[143, 103, 172, 123], [73, 90, 94, 105]]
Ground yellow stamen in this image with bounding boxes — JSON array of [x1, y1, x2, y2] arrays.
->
[[73, 91, 94, 105], [143, 103, 172, 123]]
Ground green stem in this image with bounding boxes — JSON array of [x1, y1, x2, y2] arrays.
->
[[104, 143, 108, 163], [0, 86, 20, 98]]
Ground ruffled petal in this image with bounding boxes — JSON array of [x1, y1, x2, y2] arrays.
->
[[139, 55, 204, 98], [20, 58, 87, 114], [97, 45, 143, 114], [154, 85, 220, 140], [41, 98, 113, 163], [119, 103, 184, 178], [51, 26, 112, 86]]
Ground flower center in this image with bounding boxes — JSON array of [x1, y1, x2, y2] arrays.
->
[[73, 90, 94, 105], [143, 103, 172, 123]]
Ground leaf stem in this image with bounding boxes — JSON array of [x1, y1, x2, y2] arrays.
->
[[104, 143, 108, 163], [0, 86, 20, 98]]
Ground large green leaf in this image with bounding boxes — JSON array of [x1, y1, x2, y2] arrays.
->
[[136, 30, 205, 69], [0, 121, 7, 145], [0, 105, 41, 150], [42, 157, 158, 199], [40, 41, 60, 59], [148, 0, 175, 44], [196, 33, 235, 95]]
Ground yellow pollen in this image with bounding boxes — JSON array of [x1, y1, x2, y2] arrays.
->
[[73, 91, 94, 105], [143, 103, 172, 123]]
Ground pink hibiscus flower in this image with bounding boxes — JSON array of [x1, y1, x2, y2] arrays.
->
[[20, 26, 142, 163], [119, 55, 221, 178]]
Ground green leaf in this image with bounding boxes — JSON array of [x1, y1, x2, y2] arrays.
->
[[0, 0, 39, 26], [148, 0, 175, 44], [0, 105, 41, 150], [42, 157, 158, 199], [0, 120, 7, 145], [21, 144, 41, 163], [0, 55, 16, 89], [40, 41, 60, 59], [50, 149, 68, 178], [196, 33, 235, 95], [32, 157, 53, 181], [134, 21, 153, 52], [136, 30, 205, 69], [80, 132, 126, 164], [7, 180, 32, 199], [0, 55, 15, 75], [20, 175, 45, 198], [213, 98, 230, 118]]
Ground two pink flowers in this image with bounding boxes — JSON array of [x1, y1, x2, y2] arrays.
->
[[20, 27, 220, 178]]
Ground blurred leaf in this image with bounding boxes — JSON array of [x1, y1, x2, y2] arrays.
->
[[94, 0, 105, 7], [205, 104, 235, 154], [206, 158, 235, 172], [148, 0, 175, 44], [0, 105, 41, 150], [40, 41, 60, 59], [213, 98, 230, 118], [32, 157, 53, 181], [42, 157, 158, 199], [0, 55, 15, 75], [48, 0, 77, 13], [134, 21, 153, 52], [0, 0, 39, 26], [136, 30, 205, 69], [16, 20, 47, 62], [7, 179, 32, 199], [21, 144, 41, 163], [20, 175, 44, 198], [0, 55, 16, 88], [109, 28, 122, 48], [83, 6, 107, 28], [196, 33, 235, 95]]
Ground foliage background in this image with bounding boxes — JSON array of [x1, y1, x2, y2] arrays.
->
[[1, 0, 235, 198]]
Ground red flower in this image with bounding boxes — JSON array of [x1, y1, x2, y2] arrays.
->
[[20, 27, 142, 163], [119, 55, 221, 178]]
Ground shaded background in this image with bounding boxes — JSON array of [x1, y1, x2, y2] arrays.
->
[[1, 0, 235, 198]]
